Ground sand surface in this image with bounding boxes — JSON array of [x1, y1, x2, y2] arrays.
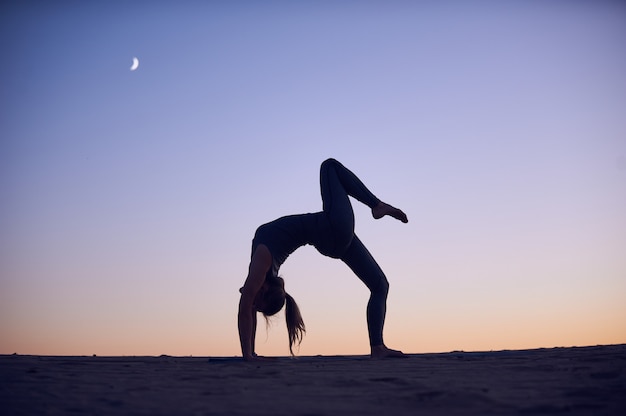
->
[[1, 345, 625, 415]]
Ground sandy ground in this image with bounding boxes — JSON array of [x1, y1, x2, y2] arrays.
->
[[1, 344, 625, 415]]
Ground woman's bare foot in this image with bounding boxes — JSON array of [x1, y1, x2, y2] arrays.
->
[[370, 345, 409, 359], [372, 202, 408, 223]]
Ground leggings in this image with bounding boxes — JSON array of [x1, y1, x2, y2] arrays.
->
[[318, 158, 389, 347]]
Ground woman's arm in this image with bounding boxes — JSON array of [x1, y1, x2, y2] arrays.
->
[[238, 244, 271, 360]]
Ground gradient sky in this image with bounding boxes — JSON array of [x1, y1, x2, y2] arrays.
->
[[1, 1, 625, 357]]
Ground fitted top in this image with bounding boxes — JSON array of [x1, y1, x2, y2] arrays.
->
[[251, 213, 331, 277]]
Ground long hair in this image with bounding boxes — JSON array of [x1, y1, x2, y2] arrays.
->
[[284, 293, 305, 355], [260, 275, 306, 355]]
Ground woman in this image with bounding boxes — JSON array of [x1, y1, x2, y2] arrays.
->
[[238, 158, 408, 360]]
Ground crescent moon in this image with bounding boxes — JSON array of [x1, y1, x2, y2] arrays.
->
[[130, 57, 139, 71]]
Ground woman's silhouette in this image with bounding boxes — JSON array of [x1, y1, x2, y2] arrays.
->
[[238, 158, 408, 360]]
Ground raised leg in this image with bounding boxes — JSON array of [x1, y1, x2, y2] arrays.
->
[[319, 158, 380, 231], [320, 158, 408, 225], [318, 158, 381, 256]]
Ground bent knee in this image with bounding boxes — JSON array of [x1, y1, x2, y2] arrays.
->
[[371, 275, 389, 295], [321, 158, 340, 170]]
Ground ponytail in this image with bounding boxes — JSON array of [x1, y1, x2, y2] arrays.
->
[[284, 293, 306, 356], [260, 275, 306, 355]]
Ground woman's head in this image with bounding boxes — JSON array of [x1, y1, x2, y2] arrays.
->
[[254, 275, 286, 316], [256, 274, 306, 355]]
